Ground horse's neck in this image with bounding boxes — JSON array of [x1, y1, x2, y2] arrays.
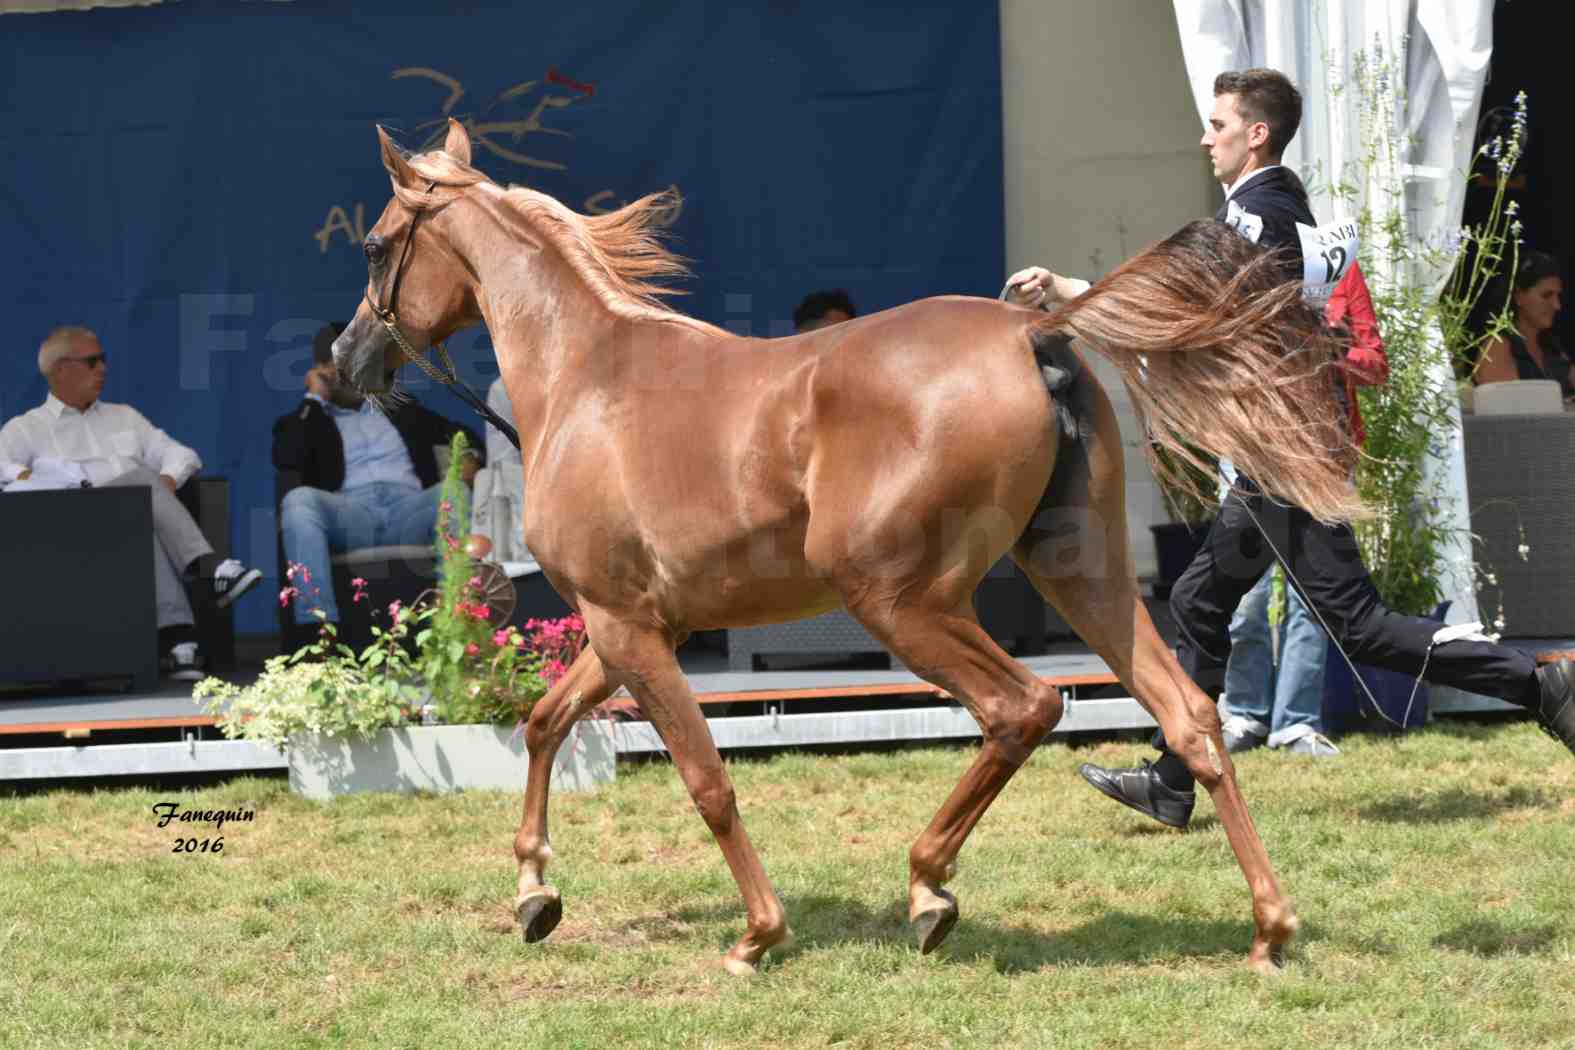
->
[[456, 213, 627, 468]]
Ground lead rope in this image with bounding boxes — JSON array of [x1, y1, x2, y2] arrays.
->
[[372, 315, 522, 451]]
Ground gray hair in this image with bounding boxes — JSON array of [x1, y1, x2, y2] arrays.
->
[[38, 326, 98, 375]]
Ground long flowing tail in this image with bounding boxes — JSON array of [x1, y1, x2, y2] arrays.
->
[[1037, 219, 1367, 525]]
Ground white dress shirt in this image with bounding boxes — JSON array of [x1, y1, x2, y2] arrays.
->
[[1222, 163, 1283, 203], [0, 395, 202, 486]]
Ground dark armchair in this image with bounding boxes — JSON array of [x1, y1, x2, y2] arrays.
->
[[0, 476, 234, 692]]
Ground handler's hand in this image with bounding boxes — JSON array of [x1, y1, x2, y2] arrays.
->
[[1004, 266, 1053, 307], [159, 474, 178, 492]]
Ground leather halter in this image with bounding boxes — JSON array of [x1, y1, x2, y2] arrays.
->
[[361, 181, 521, 450]]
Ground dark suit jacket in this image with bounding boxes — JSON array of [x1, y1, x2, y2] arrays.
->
[[272, 397, 484, 492], [1215, 165, 1316, 280]]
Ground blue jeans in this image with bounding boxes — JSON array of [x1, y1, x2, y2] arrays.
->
[[1218, 568, 1329, 746], [1214, 460, 1328, 747], [279, 482, 446, 625]]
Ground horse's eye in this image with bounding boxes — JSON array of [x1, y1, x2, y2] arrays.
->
[[364, 239, 385, 265]]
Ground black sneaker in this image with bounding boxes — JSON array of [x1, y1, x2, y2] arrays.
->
[[1078, 759, 1196, 828], [1535, 659, 1575, 757], [212, 558, 262, 609], [163, 641, 204, 682]]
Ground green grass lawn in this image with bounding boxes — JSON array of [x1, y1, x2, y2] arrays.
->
[[2, 720, 1572, 1049]]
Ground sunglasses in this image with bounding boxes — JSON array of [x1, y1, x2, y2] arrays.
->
[[64, 353, 107, 369]]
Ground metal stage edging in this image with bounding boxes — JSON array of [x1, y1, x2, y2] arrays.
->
[[612, 696, 1156, 755], [1, 738, 287, 781]]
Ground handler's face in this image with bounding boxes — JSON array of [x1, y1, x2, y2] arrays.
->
[[1202, 93, 1256, 186]]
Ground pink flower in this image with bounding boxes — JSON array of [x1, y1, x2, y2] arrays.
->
[[468, 575, 484, 591], [439, 501, 453, 513], [353, 591, 367, 604], [465, 642, 480, 657], [278, 586, 298, 608], [351, 577, 367, 589], [388, 600, 403, 619], [472, 604, 491, 621], [493, 628, 513, 647]]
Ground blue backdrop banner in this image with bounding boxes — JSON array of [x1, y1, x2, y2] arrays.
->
[[0, 1, 1005, 635]]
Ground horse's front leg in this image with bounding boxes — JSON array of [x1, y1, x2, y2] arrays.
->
[[514, 647, 614, 942], [583, 609, 789, 975]]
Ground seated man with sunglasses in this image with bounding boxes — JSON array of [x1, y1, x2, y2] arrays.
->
[[0, 326, 261, 680]]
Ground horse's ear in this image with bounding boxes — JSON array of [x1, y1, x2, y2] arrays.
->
[[443, 118, 473, 166], [377, 125, 417, 188]]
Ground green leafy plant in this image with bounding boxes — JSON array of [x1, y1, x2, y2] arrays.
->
[[197, 432, 587, 744], [1316, 43, 1525, 617]]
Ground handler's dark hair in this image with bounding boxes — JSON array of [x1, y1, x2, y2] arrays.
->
[[312, 321, 348, 366], [1214, 68, 1302, 158], [793, 289, 857, 332]]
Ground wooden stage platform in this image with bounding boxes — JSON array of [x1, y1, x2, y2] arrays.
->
[[0, 639, 1540, 784]]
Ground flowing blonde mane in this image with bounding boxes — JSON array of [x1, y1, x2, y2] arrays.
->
[[397, 147, 722, 335]]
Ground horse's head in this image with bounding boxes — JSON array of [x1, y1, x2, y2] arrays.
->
[[333, 119, 483, 395]]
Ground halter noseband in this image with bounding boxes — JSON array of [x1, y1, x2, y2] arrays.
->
[[360, 181, 521, 451]]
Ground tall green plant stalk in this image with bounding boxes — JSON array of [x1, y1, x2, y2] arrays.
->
[[1315, 40, 1524, 617]]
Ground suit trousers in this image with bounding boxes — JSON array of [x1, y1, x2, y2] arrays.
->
[[1154, 477, 1538, 755], [104, 467, 213, 629]]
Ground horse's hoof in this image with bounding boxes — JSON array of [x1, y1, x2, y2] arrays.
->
[[912, 894, 959, 955], [720, 954, 759, 977], [1248, 932, 1293, 972], [1249, 902, 1297, 971], [517, 893, 562, 944]]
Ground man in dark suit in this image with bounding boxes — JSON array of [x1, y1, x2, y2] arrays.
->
[[273, 323, 482, 646], [1010, 69, 1575, 830]]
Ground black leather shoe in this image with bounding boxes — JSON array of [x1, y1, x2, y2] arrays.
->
[[1078, 759, 1195, 828], [1535, 659, 1575, 757]]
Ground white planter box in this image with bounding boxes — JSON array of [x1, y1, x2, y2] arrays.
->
[[287, 721, 615, 801]]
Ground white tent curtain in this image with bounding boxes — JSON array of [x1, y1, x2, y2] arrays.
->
[[1171, 0, 1494, 627]]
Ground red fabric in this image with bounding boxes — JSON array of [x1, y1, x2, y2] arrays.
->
[[1324, 260, 1387, 445]]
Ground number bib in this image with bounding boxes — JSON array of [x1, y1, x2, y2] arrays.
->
[[1223, 199, 1264, 244], [1297, 219, 1359, 306]]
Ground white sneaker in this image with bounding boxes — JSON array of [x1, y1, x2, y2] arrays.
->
[[212, 558, 262, 609], [1221, 715, 1268, 754], [165, 641, 204, 682], [1283, 732, 1340, 757]]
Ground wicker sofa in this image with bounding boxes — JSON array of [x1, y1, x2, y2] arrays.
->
[[1463, 411, 1575, 638]]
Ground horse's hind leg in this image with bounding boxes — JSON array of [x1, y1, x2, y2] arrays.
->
[[843, 594, 1064, 954], [1011, 375, 1296, 970], [581, 607, 788, 975], [514, 646, 615, 943]]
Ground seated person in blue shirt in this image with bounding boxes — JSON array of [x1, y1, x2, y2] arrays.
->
[[273, 323, 482, 647]]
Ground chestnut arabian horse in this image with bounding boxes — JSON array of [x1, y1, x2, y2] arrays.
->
[[332, 120, 1362, 975]]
